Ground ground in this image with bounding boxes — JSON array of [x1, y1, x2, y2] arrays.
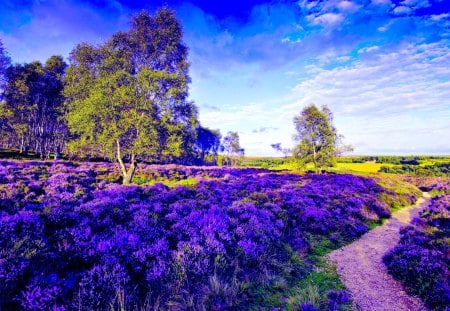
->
[[327, 193, 431, 311]]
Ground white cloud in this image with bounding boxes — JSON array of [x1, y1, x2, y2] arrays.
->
[[288, 40, 450, 154], [401, 0, 418, 5], [358, 45, 380, 53], [337, 1, 361, 12], [308, 13, 345, 28], [371, 0, 392, 5], [400, 0, 430, 9], [199, 101, 297, 156], [431, 13, 450, 21], [298, 0, 319, 10], [392, 5, 412, 15]]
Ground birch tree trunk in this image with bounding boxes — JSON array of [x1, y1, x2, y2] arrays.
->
[[116, 140, 137, 185]]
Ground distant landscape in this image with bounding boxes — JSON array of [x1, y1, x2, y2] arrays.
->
[[0, 1, 449, 311]]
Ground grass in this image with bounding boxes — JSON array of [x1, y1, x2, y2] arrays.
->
[[254, 245, 353, 311], [307, 234, 341, 258], [374, 174, 422, 209], [282, 258, 352, 311], [367, 218, 386, 230], [133, 175, 199, 187]]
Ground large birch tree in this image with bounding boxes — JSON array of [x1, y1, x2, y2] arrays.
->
[[65, 9, 198, 184]]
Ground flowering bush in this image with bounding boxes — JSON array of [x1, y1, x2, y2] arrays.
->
[[383, 194, 450, 310], [401, 176, 450, 196], [0, 160, 418, 310]]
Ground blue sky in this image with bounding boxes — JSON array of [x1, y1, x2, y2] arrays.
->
[[1, 0, 449, 155]]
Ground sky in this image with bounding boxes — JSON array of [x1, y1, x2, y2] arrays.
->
[[1, 0, 449, 156]]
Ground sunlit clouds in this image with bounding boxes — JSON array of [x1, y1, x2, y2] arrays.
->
[[1, 0, 449, 155]]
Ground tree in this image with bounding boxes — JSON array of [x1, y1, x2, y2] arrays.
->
[[43, 55, 68, 159], [195, 126, 221, 164], [2, 56, 67, 157], [221, 131, 244, 166], [271, 143, 282, 153], [293, 105, 343, 173], [65, 9, 198, 184], [271, 143, 291, 158]]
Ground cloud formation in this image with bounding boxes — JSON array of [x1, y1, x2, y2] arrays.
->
[[289, 39, 450, 154], [0, 0, 449, 155]]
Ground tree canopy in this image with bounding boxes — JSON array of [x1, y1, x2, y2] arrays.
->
[[293, 105, 342, 173], [195, 126, 221, 164], [0, 12, 248, 178], [65, 9, 198, 184], [1, 56, 67, 158]]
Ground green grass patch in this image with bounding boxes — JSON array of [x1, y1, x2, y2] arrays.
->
[[286, 258, 352, 311], [252, 246, 352, 311], [308, 235, 340, 258], [367, 218, 386, 230], [140, 177, 199, 187]]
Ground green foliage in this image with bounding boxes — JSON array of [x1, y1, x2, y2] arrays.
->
[[132, 173, 199, 187], [2, 56, 67, 157], [238, 157, 290, 169], [262, 256, 352, 311], [308, 235, 339, 258], [293, 105, 343, 173], [337, 156, 371, 163], [195, 126, 221, 164], [65, 9, 199, 183], [379, 162, 450, 177]]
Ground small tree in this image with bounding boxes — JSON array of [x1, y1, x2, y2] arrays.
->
[[271, 143, 291, 158], [293, 105, 344, 173], [195, 126, 221, 164], [271, 143, 282, 153], [221, 131, 243, 166]]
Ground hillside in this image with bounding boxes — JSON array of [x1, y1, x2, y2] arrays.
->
[[0, 160, 421, 310]]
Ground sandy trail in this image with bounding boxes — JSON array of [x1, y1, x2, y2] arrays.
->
[[327, 193, 431, 311]]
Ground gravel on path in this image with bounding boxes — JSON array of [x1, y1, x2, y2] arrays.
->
[[327, 193, 431, 311]]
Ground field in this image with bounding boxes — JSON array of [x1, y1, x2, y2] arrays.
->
[[239, 155, 450, 176], [331, 162, 393, 174], [0, 159, 423, 310]]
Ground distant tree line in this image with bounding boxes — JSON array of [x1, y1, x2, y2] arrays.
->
[[0, 9, 243, 182], [337, 155, 444, 165], [379, 162, 450, 177]]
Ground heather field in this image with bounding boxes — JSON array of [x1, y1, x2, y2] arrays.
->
[[0, 160, 422, 310]]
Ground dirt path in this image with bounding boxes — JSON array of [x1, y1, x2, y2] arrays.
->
[[327, 193, 431, 311]]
